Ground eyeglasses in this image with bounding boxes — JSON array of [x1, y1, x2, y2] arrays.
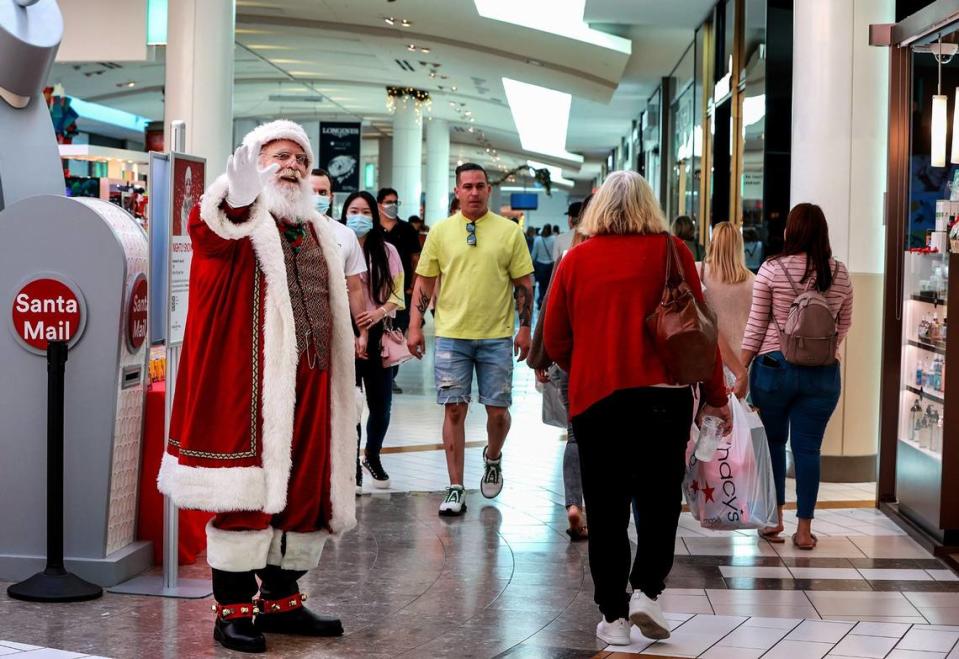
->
[[466, 221, 477, 247], [270, 152, 309, 166]]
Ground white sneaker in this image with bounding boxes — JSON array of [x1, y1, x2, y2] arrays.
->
[[480, 447, 503, 499], [595, 617, 631, 646], [629, 591, 670, 640], [438, 485, 467, 516]]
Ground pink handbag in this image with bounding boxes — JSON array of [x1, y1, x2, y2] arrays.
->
[[380, 318, 413, 368]]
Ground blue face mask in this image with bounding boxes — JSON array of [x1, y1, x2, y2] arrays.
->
[[313, 194, 331, 214], [346, 214, 374, 237]]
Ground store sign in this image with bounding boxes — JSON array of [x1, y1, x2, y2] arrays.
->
[[320, 122, 361, 193], [10, 276, 87, 354], [127, 275, 148, 351]]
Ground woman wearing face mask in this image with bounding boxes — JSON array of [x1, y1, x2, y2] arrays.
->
[[341, 191, 405, 490]]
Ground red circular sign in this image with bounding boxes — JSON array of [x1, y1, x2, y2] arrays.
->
[[11, 278, 85, 353], [127, 275, 148, 351]]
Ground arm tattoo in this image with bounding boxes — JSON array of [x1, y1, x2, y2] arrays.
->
[[415, 288, 431, 315], [514, 284, 533, 327]]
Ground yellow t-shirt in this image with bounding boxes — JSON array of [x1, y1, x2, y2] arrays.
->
[[416, 211, 534, 339]]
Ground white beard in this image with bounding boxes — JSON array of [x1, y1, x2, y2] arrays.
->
[[261, 175, 314, 222]]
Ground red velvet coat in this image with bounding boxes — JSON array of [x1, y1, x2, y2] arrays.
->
[[157, 175, 357, 537]]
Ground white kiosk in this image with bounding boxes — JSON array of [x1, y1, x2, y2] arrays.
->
[[0, 0, 152, 586]]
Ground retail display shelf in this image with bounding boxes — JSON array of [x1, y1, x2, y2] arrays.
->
[[908, 339, 948, 355], [58, 144, 149, 165], [911, 293, 948, 306], [898, 436, 944, 461], [905, 385, 946, 405]]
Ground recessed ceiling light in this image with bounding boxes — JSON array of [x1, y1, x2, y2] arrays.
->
[[420, 47, 431, 53], [464, 110, 472, 116], [451, 86, 457, 91], [401, 19, 412, 27], [468, 127, 474, 133], [384, 17, 395, 25], [117, 81, 136, 88], [449, 101, 457, 107], [408, 43, 417, 51]]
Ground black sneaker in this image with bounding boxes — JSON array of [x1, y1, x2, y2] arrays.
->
[[362, 454, 391, 489], [355, 460, 363, 495]]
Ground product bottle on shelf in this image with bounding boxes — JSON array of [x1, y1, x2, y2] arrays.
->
[[919, 315, 931, 342], [934, 417, 945, 454], [917, 359, 926, 387], [910, 398, 924, 442]]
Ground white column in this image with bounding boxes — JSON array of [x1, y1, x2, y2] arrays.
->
[[165, 0, 235, 173], [425, 118, 450, 222], [790, 0, 894, 478], [391, 97, 423, 215]]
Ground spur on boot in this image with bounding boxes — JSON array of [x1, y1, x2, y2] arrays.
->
[[253, 592, 344, 637], [212, 602, 266, 653]]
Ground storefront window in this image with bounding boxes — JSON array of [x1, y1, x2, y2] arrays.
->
[[740, 0, 766, 267], [669, 43, 695, 221], [644, 88, 662, 203]]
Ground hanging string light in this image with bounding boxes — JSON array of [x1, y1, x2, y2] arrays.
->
[[386, 86, 432, 122]]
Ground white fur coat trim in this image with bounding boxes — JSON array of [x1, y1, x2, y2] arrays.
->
[[164, 174, 357, 534], [266, 528, 330, 571], [205, 520, 273, 572]]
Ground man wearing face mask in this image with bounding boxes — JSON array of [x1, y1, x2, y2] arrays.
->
[[377, 188, 421, 393], [311, 169, 369, 358], [159, 121, 359, 653]]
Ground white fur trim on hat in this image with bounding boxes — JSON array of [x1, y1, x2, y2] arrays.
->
[[242, 119, 315, 169]]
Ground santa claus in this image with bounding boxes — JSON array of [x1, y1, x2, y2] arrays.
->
[[157, 120, 358, 653]]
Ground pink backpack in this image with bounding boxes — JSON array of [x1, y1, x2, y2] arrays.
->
[[773, 259, 839, 367]]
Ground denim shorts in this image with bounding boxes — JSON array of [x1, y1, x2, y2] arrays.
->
[[434, 337, 514, 407]]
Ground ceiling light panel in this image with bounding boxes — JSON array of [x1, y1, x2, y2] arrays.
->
[[502, 77, 583, 163], [473, 0, 630, 54]]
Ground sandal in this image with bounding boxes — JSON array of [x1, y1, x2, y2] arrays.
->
[[759, 528, 786, 544], [566, 526, 588, 542], [792, 533, 818, 550]]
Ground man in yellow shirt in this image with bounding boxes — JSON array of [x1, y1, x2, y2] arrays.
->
[[408, 163, 534, 516]]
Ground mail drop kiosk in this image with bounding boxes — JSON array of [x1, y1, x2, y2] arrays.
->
[[0, 194, 152, 586]]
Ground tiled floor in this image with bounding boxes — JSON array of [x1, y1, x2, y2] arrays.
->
[[2, 328, 955, 658]]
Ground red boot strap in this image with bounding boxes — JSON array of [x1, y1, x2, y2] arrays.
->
[[253, 592, 307, 615], [212, 601, 256, 621]]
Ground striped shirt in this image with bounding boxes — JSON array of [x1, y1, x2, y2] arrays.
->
[[742, 254, 854, 355]]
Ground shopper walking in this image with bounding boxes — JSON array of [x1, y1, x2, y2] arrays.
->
[[741, 203, 853, 550], [531, 224, 555, 307], [376, 187, 422, 394], [407, 163, 534, 517], [551, 201, 582, 265], [672, 215, 704, 260], [700, 221, 755, 398], [342, 191, 405, 491], [545, 171, 729, 646], [530, 196, 590, 540]]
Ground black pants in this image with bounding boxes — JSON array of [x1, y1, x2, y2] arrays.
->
[[355, 324, 393, 456], [572, 386, 693, 622], [212, 566, 304, 603]]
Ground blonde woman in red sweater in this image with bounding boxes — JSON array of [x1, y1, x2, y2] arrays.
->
[[544, 171, 729, 646]]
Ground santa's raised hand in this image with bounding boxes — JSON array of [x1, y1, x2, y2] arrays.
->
[[225, 141, 279, 208]]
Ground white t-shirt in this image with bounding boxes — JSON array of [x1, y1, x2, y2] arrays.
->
[[326, 216, 367, 277]]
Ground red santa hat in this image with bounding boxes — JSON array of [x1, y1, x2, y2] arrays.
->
[[242, 119, 314, 169]]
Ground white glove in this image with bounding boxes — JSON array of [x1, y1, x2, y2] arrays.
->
[[224, 141, 279, 208]]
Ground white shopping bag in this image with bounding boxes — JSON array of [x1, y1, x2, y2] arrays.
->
[[683, 395, 778, 530]]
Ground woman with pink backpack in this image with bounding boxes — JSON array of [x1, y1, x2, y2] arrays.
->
[[741, 203, 854, 550]]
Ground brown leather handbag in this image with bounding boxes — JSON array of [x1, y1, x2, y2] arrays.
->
[[645, 235, 719, 384]]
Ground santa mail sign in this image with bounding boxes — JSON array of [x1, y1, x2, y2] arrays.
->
[[10, 276, 87, 354]]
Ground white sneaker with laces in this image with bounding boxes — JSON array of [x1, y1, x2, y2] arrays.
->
[[438, 485, 467, 516], [629, 591, 670, 640], [480, 447, 503, 499], [595, 617, 631, 646]]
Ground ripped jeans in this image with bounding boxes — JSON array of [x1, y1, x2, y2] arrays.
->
[[433, 337, 514, 407]]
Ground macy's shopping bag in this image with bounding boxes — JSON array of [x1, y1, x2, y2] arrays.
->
[[683, 396, 777, 530]]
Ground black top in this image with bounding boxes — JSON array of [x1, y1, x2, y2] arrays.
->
[[381, 220, 422, 294]]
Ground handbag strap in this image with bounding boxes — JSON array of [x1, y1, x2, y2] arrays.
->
[[664, 234, 686, 289]]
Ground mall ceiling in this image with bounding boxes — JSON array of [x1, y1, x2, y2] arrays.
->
[[49, 0, 715, 183]]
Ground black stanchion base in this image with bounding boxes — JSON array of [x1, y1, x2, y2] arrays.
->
[[7, 568, 103, 603]]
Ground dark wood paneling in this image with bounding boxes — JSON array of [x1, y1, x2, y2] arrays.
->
[[879, 45, 912, 503]]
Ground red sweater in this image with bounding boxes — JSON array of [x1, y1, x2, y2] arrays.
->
[[543, 233, 726, 418]]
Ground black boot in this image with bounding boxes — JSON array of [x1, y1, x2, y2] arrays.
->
[[211, 569, 265, 653], [254, 566, 343, 637]]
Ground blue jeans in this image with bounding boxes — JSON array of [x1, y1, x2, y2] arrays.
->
[[434, 337, 513, 407], [749, 351, 841, 520]]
